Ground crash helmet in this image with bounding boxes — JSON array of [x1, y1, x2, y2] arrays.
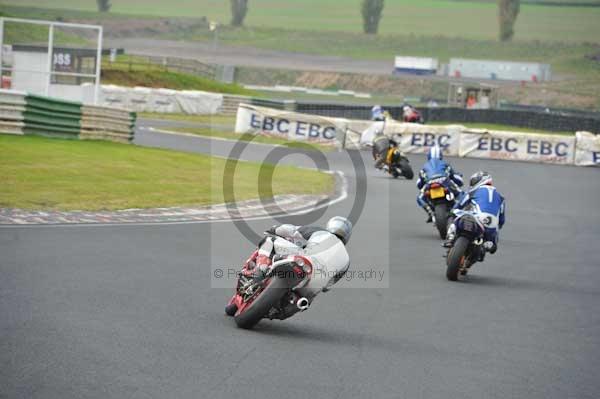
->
[[326, 216, 353, 245], [427, 145, 443, 161], [469, 171, 493, 191], [371, 105, 384, 121]]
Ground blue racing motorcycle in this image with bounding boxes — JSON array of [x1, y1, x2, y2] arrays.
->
[[422, 174, 457, 239], [445, 210, 486, 281]]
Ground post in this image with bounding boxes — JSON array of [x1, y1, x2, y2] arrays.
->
[[0, 19, 4, 82], [214, 27, 218, 51], [46, 23, 54, 96], [94, 25, 103, 105]]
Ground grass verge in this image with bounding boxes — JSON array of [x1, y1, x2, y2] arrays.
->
[[0, 135, 334, 211], [101, 66, 258, 96]]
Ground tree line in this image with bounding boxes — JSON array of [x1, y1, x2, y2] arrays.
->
[[96, 0, 521, 42]]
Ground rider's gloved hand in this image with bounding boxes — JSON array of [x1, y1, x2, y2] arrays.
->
[[265, 225, 278, 235]]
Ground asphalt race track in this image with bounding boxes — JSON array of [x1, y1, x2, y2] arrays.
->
[[2, 126, 600, 399]]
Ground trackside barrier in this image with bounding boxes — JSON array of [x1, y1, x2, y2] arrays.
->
[[458, 129, 575, 165], [0, 89, 26, 135], [235, 104, 599, 167], [93, 84, 223, 115], [0, 89, 136, 143], [81, 105, 137, 144], [294, 103, 600, 134], [575, 131, 600, 166], [235, 103, 343, 147]]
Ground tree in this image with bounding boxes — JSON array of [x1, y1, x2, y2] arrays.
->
[[361, 0, 385, 35], [230, 0, 249, 27], [498, 0, 520, 41], [96, 0, 111, 12]]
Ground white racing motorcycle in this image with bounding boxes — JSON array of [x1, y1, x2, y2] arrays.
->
[[225, 231, 350, 329]]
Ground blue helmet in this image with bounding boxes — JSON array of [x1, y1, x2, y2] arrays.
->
[[427, 145, 443, 161], [371, 105, 384, 121]]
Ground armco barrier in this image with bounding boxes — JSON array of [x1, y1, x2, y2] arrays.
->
[[81, 105, 136, 143], [23, 94, 82, 139], [0, 90, 26, 135], [0, 89, 136, 143], [294, 103, 600, 134]]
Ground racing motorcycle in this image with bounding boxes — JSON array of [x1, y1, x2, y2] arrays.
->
[[402, 106, 425, 124], [445, 210, 487, 281], [225, 232, 350, 329], [422, 174, 457, 238], [384, 146, 414, 180]]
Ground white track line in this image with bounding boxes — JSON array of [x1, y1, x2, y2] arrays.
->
[[144, 127, 287, 148], [0, 171, 348, 229]]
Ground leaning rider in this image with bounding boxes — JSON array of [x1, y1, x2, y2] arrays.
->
[[372, 123, 398, 171], [416, 145, 464, 223], [444, 171, 505, 255], [249, 216, 352, 282]]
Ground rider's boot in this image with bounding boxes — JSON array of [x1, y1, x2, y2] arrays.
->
[[443, 224, 456, 248], [423, 206, 434, 223], [251, 254, 271, 283], [484, 240, 497, 254]]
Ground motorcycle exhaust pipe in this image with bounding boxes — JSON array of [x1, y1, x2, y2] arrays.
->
[[296, 297, 310, 311]]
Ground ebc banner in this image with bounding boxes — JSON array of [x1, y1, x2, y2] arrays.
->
[[459, 129, 575, 165], [235, 104, 343, 145]]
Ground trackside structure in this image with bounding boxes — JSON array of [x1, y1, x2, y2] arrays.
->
[[0, 17, 103, 104]]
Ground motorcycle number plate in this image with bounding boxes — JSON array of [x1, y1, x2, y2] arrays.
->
[[430, 187, 445, 199]]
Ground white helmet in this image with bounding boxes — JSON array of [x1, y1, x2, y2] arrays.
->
[[326, 216, 353, 245]]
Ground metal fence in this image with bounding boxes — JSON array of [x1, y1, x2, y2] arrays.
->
[[292, 102, 600, 133], [106, 54, 217, 80]]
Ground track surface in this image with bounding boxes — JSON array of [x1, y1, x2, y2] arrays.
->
[[2, 127, 600, 399]]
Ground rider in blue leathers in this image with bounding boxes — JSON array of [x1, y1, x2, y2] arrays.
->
[[444, 171, 505, 255], [416, 146, 464, 223]]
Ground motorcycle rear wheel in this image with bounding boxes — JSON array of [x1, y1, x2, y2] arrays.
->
[[398, 160, 414, 180], [434, 203, 449, 239], [446, 236, 470, 281], [234, 277, 288, 329]]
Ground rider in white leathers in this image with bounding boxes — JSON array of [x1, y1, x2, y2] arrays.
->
[[253, 217, 352, 294]]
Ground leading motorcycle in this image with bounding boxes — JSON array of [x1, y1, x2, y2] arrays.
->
[[445, 210, 487, 281], [225, 232, 350, 329]]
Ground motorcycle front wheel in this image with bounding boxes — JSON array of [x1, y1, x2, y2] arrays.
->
[[446, 236, 470, 281], [234, 276, 288, 329]]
